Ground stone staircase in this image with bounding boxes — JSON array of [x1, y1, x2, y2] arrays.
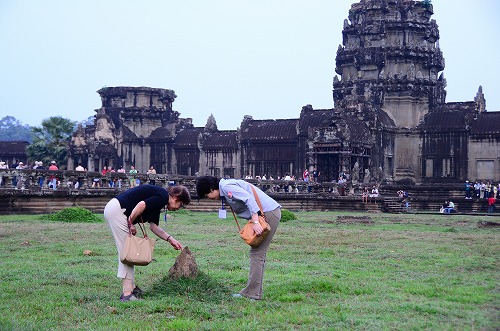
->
[[382, 196, 411, 213], [362, 201, 383, 212]]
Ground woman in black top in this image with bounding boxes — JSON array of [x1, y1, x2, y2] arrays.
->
[[104, 184, 191, 302]]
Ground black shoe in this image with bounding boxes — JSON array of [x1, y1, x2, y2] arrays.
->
[[119, 293, 139, 302], [132, 286, 143, 297]]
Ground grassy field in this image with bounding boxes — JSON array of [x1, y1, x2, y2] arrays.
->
[[0, 211, 498, 331]]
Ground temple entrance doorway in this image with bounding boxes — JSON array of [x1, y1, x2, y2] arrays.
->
[[317, 154, 339, 182]]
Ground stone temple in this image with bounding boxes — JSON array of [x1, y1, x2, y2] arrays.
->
[[68, 0, 500, 184]]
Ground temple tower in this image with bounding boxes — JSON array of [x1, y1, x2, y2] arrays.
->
[[68, 86, 191, 173], [334, 0, 447, 182], [334, 0, 446, 126]]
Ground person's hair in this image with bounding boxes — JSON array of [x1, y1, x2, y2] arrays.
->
[[168, 185, 191, 205], [196, 176, 220, 198]]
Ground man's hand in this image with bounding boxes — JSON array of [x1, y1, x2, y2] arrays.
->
[[252, 222, 264, 236]]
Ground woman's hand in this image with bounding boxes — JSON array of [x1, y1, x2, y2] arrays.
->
[[149, 222, 182, 250], [129, 224, 137, 235], [168, 237, 183, 250]]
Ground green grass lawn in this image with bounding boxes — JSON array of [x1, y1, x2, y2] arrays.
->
[[0, 211, 498, 330]]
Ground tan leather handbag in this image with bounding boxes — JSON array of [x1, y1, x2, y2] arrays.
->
[[230, 185, 271, 247], [120, 217, 156, 266]]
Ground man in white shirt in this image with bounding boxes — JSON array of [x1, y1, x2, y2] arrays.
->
[[75, 163, 85, 189]]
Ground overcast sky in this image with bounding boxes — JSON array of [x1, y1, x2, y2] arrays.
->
[[1, 0, 498, 130]]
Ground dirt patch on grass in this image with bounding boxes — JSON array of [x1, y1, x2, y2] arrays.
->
[[477, 221, 500, 228], [335, 216, 374, 225]]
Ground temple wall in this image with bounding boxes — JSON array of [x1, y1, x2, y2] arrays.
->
[[393, 131, 421, 182], [468, 137, 500, 181], [383, 96, 429, 128], [198, 150, 240, 178], [122, 118, 162, 138], [133, 144, 151, 173]]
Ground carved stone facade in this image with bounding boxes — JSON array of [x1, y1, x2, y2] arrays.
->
[[68, 0, 500, 183], [69, 86, 192, 174]]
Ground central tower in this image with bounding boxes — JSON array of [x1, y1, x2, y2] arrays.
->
[[333, 0, 446, 128], [332, 0, 449, 183]]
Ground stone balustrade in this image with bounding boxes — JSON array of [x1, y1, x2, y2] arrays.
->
[[0, 168, 185, 191], [0, 168, 359, 197], [0, 168, 489, 214]]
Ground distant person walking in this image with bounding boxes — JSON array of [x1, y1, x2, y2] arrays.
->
[[0, 161, 7, 186], [117, 165, 126, 189], [465, 180, 472, 199], [312, 168, 320, 183], [15, 162, 27, 189], [48, 161, 58, 190], [10, 160, 19, 187], [487, 195, 496, 213], [147, 165, 157, 185], [129, 165, 138, 188], [35, 161, 46, 188], [75, 163, 85, 189], [303, 169, 309, 182], [108, 167, 116, 188], [101, 166, 109, 187]]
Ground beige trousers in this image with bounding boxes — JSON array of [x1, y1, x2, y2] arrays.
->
[[239, 207, 281, 300], [104, 198, 135, 283]]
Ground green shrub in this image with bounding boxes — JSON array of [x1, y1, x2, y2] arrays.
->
[[44, 206, 102, 223], [280, 208, 297, 222]]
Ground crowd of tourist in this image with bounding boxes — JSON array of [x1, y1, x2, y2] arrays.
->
[[0, 160, 156, 191], [243, 168, 328, 194], [0, 159, 60, 190], [466, 180, 498, 200], [0, 161, 498, 213], [90, 164, 148, 189], [465, 180, 498, 213]]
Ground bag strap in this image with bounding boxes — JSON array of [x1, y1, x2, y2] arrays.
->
[[250, 185, 264, 214], [138, 216, 149, 238], [229, 206, 241, 232], [129, 215, 149, 238]]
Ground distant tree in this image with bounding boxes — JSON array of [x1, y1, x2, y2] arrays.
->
[[0, 116, 33, 142], [422, 0, 432, 9], [26, 116, 76, 169], [80, 116, 95, 127]]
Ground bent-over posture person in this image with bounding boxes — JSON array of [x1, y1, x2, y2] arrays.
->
[[104, 184, 191, 302], [196, 176, 281, 300]]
